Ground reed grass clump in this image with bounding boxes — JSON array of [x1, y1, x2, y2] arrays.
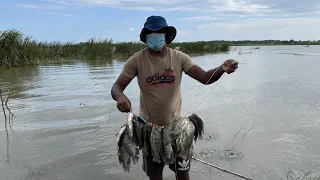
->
[[0, 29, 230, 68], [0, 29, 39, 68]]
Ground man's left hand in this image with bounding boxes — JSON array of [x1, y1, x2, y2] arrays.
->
[[221, 59, 238, 74]]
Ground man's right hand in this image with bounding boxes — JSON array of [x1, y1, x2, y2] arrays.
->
[[117, 94, 131, 113]]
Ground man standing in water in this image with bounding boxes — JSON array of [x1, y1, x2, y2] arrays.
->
[[111, 15, 238, 180]]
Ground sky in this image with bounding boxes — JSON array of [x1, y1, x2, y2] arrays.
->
[[1, 0, 320, 43]]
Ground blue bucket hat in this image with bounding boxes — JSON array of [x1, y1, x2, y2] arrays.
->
[[140, 15, 177, 44]]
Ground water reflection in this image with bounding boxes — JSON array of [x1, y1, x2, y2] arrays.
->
[[0, 66, 40, 99], [1, 46, 320, 180]]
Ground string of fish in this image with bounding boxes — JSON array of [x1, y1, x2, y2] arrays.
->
[[116, 47, 246, 177]]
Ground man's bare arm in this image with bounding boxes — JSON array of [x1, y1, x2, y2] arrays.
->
[[185, 65, 225, 85], [111, 74, 133, 101]]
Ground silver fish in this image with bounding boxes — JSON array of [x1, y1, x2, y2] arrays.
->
[[150, 125, 162, 163], [127, 112, 134, 138], [182, 120, 195, 151], [161, 127, 174, 164], [165, 117, 189, 141], [122, 129, 139, 164], [182, 121, 195, 159], [175, 120, 195, 160], [175, 129, 185, 153], [117, 125, 127, 149]]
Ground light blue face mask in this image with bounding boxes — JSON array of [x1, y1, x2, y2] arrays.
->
[[146, 33, 166, 51]]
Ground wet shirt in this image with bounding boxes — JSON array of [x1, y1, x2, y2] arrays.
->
[[120, 47, 195, 126]]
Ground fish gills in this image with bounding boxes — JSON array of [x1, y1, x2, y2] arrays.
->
[[150, 125, 162, 163]]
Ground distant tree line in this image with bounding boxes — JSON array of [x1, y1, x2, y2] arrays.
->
[[210, 39, 320, 46]]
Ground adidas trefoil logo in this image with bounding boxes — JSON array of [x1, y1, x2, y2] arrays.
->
[[178, 159, 189, 171]]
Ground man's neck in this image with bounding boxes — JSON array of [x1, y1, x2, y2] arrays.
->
[[148, 46, 167, 58]]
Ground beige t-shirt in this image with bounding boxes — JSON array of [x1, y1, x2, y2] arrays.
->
[[120, 47, 195, 126]]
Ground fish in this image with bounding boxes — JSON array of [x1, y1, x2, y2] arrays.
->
[[188, 113, 204, 140], [127, 112, 134, 138], [132, 116, 144, 149], [122, 129, 139, 164], [183, 120, 195, 151], [117, 125, 127, 149], [165, 117, 189, 141], [118, 143, 132, 172], [188, 115, 199, 142], [161, 126, 174, 164], [117, 112, 149, 172], [150, 125, 162, 163], [173, 120, 195, 160], [142, 124, 152, 155]]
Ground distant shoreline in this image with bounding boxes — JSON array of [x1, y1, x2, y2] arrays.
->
[[1, 28, 319, 69]]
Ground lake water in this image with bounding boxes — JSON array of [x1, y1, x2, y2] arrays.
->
[[0, 45, 319, 180]]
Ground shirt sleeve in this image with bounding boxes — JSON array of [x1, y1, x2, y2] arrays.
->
[[120, 54, 138, 78], [180, 51, 196, 73]]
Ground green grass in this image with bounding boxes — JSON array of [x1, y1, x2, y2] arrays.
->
[[0, 29, 231, 69]]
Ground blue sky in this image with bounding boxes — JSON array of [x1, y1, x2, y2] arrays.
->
[[1, 0, 320, 43]]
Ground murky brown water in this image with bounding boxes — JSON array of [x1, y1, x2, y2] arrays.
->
[[1, 45, 320, 180]]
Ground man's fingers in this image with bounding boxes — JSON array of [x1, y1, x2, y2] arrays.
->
[[225, 67, 236, 74], [117, 100, 131, 113], [118, 103, 127, 112], [118, 104, 125, 112], [231, 61, 238, 66], [125, 103, 131, 112], [123, 102, 131, 112]]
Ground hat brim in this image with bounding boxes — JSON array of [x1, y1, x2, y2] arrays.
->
[[140, 26, 177, 44]]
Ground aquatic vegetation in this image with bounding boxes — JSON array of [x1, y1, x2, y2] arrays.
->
[[0, 29, 230, 68], [0, 88, 14, 165], [284, 164, 320, 180], [0, 29, 39, 68]]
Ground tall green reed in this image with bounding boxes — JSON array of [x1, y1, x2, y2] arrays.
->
[[0, 29, 230, 68]]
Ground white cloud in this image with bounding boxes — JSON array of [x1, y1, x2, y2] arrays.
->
[[192, 17, 320, 41], [18, 0, 320, 17], [15, 3, 66, 10], [179, 16, 219, 21], [129, 28, 134, 32], [38, 0, 274, 15], [209, 0, 271, 15]]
